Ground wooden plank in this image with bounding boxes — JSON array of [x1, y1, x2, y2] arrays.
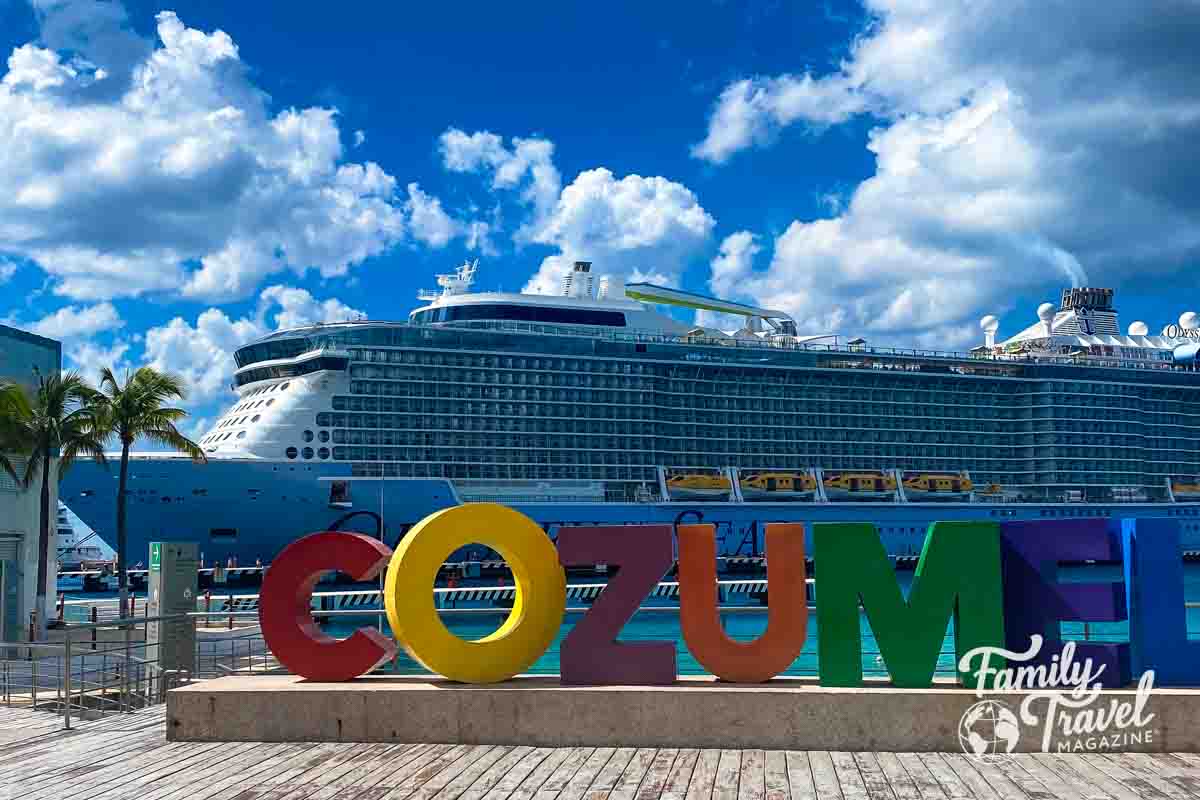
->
[[892, 754, 945, 800], [635, 749, 679, 800], [737, 750, 765, 800], [784, 752, 818, 800], [937, 754, 1004, 800], [558, 748, 617, 800], [828, 753, 867, 800], [762, 751, 789, 800], [502, 748, 576, 800], [454, 746, 536, 800], [685, 750, 721, 800], [584, 747, 638, 800], [986, 754, 1057, 800], [1105, 753, 1195, 800], [954, 755, 1031, 800], [712, 750, 741, 800], [534, 748, 597, 800], [1049, 753, 1147, 800], [913, 755, 973, 800], [850, 754, 895, 800], [1008, 753, 1088, 800], [873, 754, 920, 800], [392, 745, 503, 800], [609, 748, 660, 800], [806, 753, 843, 800], [420, 746, 514, 800], [661, 749, 700, 800]]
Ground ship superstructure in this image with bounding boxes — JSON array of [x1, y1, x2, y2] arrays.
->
[[60, 261, 1200, 563]]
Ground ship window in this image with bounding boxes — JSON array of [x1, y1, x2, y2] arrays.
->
[[266, 399, 275, 407], [318, 431, 329, 443], [80, 489, 93, 498], [286, 447, 298, 459], [192, 489, 208, 496], [318, 447, 330, 459], [236, 431, 247, 439], [280, 382, 290, 391], [302, 447, 314, 460], [252, 415, 260, 423], [303, 430, 314, 442], [210, 528, 237, 538], [411, 303, 628, 327]]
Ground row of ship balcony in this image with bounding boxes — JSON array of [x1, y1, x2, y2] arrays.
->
[[436, 319, 1196, 375]]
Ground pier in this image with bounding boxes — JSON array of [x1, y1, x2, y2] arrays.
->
[[7, 704, 1200, 799]]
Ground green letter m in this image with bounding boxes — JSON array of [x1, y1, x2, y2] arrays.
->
[[815, 521, 1005, 688]]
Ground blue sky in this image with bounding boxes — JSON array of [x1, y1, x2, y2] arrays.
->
[[1, 0, 1199, 436]]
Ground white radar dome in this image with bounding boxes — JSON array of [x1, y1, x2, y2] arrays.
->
[[1180, 312, 1199, 330], [1128, 321, 1149, 336], [1037, 302, 1056, 322], [979, 315, 999, 333]]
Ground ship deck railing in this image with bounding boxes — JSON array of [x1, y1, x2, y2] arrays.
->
[[391, 318, 1193, 375]]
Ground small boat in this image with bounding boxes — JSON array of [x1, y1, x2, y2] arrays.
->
[[1173, 481, 1200, 502], [902, 473, 973, 499], [739, 471, 817, 501], [666, 473, 733, 500], [823, 471, 897, 501]]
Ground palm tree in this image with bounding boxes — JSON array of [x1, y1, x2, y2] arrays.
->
[[0, 373, 107, 640], [91, 367, 205, 615]]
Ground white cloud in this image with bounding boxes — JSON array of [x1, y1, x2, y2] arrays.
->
[[0, 9, 409, 303], [404, 183, 462, 249], [64, 338, 131, 387], [143, 284, 364, 404], [22, 301, 123, 340], [522, 168, 716, 295], [692, 74, 867, 164], [708, 231, 761, 299], [0, 259, 14, 284], [694, 0, 1200, 342], [439, 128, 562, 231]]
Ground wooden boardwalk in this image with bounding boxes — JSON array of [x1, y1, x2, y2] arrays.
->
[[4, 706, 1200, 799]]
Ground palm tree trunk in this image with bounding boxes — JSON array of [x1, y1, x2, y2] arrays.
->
[[34, 446, 51, 641], [117, 441, 130, 618]]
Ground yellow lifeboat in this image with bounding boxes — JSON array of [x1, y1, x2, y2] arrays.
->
[[823, 471, 897, 501], [739, 471, 818, 501], [1172, 480, 1200, 502], [666, 473, 733, 500], [902, 473, 974, 499]]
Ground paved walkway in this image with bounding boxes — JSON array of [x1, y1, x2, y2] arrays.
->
[[3, 705, 1200, 799]]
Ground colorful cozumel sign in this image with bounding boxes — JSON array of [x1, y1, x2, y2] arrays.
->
[[258, 504, 1200, 687]]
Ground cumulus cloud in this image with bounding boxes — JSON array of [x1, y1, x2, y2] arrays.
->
[[22, 301, 124, 340], [143, 285, 364, 404], [439, 128, 562, 232], [694, 0, 1200, 342], [0, 9, 413, 303], [692, 74, 868, 164], [521, 168, 717, 295], [0, 259, 14, 284]]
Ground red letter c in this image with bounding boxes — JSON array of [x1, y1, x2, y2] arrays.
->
[[259, 532, 396, 681]]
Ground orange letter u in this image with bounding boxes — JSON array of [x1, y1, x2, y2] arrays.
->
[[679, 523, 808, 682]]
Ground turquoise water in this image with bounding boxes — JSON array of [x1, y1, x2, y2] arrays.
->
[[329, 564, 1200, 678]]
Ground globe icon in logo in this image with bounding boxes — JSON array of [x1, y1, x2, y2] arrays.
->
[[958, 700, 1020, 759]]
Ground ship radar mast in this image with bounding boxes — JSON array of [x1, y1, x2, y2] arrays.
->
[[418, 260, 478, 301]]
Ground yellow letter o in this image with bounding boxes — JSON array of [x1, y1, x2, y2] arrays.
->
[[384, 503, 566, 683]]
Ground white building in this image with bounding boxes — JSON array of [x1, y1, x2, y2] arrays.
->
[[0, 324, 62, 641]]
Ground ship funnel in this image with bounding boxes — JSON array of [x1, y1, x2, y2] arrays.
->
[[1037, 302, 1056, 336], [1128, 321, 1149, 336], [979, 315, 999, 348]]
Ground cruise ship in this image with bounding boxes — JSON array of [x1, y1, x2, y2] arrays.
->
[[60, 262, 1200, 564]]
